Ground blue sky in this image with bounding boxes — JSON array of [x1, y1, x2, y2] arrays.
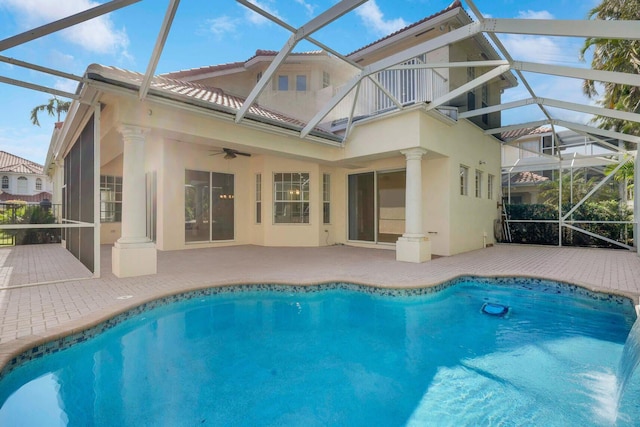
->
[[0, 0, 601, 164]]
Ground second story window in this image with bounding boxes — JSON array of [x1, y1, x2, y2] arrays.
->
[[296, 75, 307, 91], [35, 178, 42, 191], [1, 176, 8, 189], [278, 75, 288, 91], [17, 176, 27, 194], [322, 71, 330, 88]]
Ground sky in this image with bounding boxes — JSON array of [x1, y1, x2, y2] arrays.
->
[[0, 0, 602, 165]]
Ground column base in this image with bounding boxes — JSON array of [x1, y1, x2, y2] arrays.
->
[[396, 236, 431, 263], [112, 242, 157, 278]]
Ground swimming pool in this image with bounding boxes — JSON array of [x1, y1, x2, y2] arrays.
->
[[0, 277, 638, 426]]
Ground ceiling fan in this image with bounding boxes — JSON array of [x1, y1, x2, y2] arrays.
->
[[210, 147, 252, 159]]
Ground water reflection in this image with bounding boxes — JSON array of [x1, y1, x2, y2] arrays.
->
[[0, 284, 637, 426]]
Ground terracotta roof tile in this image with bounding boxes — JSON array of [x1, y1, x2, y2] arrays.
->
[[503, 171, 549, 185], [89, 65, 336, 139], [0, 151, 44, 174], [501, 126, 552, 141], [162, 49, 326, 80], [0, 191, 52, 203]]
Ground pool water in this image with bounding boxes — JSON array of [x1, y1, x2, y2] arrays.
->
[[1, 279, 639, 426]]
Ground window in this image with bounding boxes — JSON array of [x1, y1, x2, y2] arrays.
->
[[323, 173, 330, 224], [460, 165, 468, 196], [256, 71, 262, 83], [322, 71, 330, 88], [185, 170, 234, 242], [488, 174, 494, 199], [475, 170, 483, 198], [467, 65, 475, 82], [277, 75, 288, 91], [256, 174, 262, 224], [17, 176, 27, 194], [1, 176, 7, 189], [35, 178, 42, 191], [100, 175, 122, 222], [274, 172, 309, 224], [296, 75, 307, 91]]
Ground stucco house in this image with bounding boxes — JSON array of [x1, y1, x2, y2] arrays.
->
[[45, 1, 518, 277], [0, 151, 53, 204]]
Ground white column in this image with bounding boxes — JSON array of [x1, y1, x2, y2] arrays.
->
[[112, 124, 157, 277], [396, 148, 431, 263]]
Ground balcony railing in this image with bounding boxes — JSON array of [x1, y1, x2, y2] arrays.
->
[[329, 68, 449, 123]]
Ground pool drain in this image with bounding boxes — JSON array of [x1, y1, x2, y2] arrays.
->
[[481, 302, 509, 317]]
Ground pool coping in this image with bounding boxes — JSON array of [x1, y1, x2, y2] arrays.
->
[[1, 273, 638, 381]]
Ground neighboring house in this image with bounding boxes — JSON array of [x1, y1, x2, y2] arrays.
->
[[0, 151, 53, 204], [46, 1, 518, 277], [502, 171, 549, 204], [501, 126, 623, 203]]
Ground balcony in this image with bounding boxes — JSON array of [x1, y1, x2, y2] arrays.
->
[[328, 68, 449, 125]]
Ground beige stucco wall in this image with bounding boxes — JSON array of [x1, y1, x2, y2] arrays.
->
[[94, 88, 501, 258]]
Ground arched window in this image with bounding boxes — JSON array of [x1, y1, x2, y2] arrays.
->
[[36, 178, 42, 191], [1, 176, 8, 189], [17, 176, 27, 194]]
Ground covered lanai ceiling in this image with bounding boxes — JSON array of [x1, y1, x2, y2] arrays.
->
[[1, 0, 639, 157]]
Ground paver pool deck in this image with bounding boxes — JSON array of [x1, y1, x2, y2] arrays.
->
[[1, 243, 639, 371]]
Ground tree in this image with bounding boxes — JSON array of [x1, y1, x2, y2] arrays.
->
[[30, 97, 71, 127], [537, 169, 616, 207], [604, 156, 635, 203], [580, 0, 640, 136]]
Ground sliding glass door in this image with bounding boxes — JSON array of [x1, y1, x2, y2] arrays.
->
[[348, 170, 406, 243], [185, 170, 234, 242]]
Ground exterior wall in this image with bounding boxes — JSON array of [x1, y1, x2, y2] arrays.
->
[[419, 116, 501, 255], [0, 172, 53, 196]]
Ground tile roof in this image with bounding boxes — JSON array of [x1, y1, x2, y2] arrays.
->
[[346, 0, 463, 57], [501, 126, 552, 141], [161, 49, 326, 80], [503, 171, 549, 185], [88, 65, 339, 140], [0, 151, 44, 174], [0, 191, 52, 203]]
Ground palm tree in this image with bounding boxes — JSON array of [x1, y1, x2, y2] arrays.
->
[[604, 157, 635, 203], [580, 0, 640, 136], [30, 97, 71, 127]]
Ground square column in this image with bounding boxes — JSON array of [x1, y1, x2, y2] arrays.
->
[[396, 148, 431, 263], [112, 125, 157, 277]]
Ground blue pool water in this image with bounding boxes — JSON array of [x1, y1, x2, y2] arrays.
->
[[0, 278, 639, 426]]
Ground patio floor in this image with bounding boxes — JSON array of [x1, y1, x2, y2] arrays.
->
[[1, 243, 639, 371]]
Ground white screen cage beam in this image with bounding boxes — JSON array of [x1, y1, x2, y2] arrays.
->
[[234, 0, 368, 123], [0, 0, 141, 52]]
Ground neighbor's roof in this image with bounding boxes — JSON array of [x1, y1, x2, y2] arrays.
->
[[88, 65, 340, 141], [501, 126, 553, 141], [0, 151, 44, 175], [0, 191, 52, 203], [502, 171, 549, 185]]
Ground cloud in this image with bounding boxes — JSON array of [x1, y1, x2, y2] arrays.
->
[[242, 0, 282, 26], [205, 16, 239, 40], [54, 79, 79, 95], [2, 0, 130, 57], [0, 127, 51, 164], [501, 34, 565, 63], [517, 10, 555, 20], [294, 0, 316, 17], [355, 0, 407, 37]]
